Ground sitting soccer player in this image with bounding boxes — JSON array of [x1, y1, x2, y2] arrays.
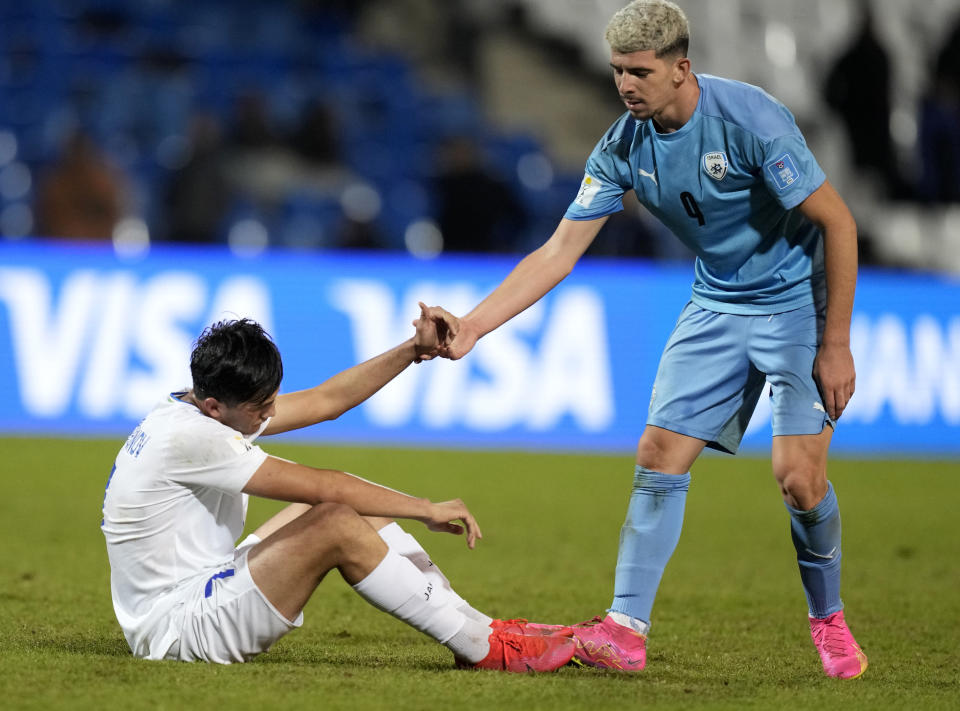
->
[[101, 312, 574, 671]]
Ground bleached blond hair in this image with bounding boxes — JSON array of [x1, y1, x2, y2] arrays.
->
[[605, 0, 690, 58]]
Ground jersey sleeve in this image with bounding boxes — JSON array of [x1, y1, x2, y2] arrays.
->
[[166, 420, 268, 494], [564, 136, 630, 221], [759, 132, 826, 210]]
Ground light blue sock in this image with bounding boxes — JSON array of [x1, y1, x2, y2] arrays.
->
[[786, 481, 843, 619], [609, 466, 690, 626]]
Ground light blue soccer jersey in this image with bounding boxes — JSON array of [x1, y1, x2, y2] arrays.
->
[[565, 74, 827, 314]]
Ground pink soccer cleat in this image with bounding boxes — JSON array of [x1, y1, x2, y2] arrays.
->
[[809, 610, 868, 679], [459, 624, 576, 672], [570, 615, 647, 671]]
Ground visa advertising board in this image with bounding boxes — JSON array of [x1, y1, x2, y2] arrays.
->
[[0, 241, 957, 454]]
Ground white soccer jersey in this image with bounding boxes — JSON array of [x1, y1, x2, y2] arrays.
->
[[101, 391, 269, 659]]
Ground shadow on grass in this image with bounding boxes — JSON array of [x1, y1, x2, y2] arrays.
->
[[18, 632, 131, 658], [254, 648, 453, 672], [17, 625, 453, 672]]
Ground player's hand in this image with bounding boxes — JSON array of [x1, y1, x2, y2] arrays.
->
[[412, 302, 444, 362], [419, 305, 482, 360], [417, 304, 457, 344], [420, 498, 482, 549], [443, 319, 481, 360], [813, 342, 856, 420], [418, 304, 477, 360]]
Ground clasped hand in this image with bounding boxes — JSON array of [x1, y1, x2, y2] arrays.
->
[[412, 302, 470, 361]]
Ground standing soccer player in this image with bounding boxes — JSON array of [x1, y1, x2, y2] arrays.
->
[[101, 311, 575, 671], [427, 0, 867, 679]]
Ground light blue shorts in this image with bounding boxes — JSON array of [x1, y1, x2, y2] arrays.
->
[[647, 301, 833, 454]]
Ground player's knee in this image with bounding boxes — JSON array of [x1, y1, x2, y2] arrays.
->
[[776, 466, 827, 510], [304, 502, 365, 539], [636, 435, 665, 469], [636, 432, 691, 473]]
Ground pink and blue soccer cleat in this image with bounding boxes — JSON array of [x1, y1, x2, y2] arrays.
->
[[569, 615, 647, 671], [809, 610, 868, 679]]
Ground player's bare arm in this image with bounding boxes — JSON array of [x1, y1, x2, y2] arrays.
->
[[263, 303, 442, 435], [243, 455, 482, 548], [798, 180, 858, 420], [429, 216, 609, 360]]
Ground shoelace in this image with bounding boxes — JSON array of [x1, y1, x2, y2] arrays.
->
[[814, 618, 855, 656], [574, 616, 605, 628], [501, 635, 525, 653]]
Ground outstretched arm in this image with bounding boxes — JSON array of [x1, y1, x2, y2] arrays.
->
[[263, 303, 441, 435], [798, 180, 858, 420], [431, 216, 608, 359], [243, 455, 482, 548]]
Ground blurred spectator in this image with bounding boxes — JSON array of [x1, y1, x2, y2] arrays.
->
[[227, 92, 279, 150], [163, 113, 233, 242], [824, 2, 899, 197], [34, 130, 129, 240], [936, 16, 960, 92], [288, 99, 341, 166], [433, 135, 527, 252], [338, 216, 385, 249], [916, 18, 960, 203]]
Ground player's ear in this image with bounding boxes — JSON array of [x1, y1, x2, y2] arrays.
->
[[199, 396, 226, 420], [672, 56, 691, 85]]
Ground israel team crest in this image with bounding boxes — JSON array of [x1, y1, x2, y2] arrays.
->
[[702, 151, 728, 181]]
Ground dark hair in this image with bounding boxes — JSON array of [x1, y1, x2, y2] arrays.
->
[[656, 35, 688, 59], [190, 319, 283, 406]]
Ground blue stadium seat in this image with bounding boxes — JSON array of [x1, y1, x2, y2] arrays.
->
[[0, 0, 580, 254]]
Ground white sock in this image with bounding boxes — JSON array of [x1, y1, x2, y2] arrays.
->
[[608, 610, 650, 636], [443, 617, 493, 664], [457, 604, 494, 626], [352, 549, 464, 643], [377, 521, 493, 628], [377, 522, 478, 615]]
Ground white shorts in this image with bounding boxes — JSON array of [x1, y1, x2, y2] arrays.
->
[[164, 536, 304, 664]]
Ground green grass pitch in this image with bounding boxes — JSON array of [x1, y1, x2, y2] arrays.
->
[[1, 437, 958, 710]]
